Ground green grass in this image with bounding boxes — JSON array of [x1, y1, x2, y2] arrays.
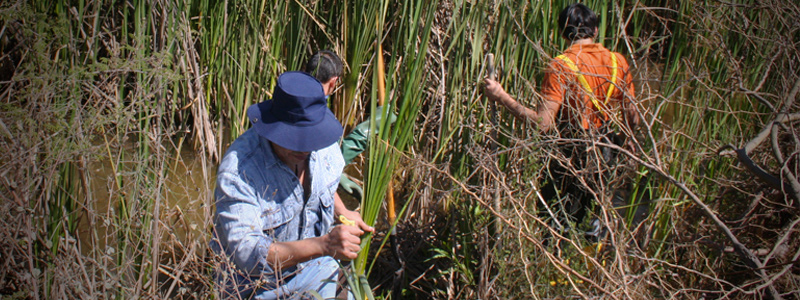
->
[[2, 0, 798, 298]]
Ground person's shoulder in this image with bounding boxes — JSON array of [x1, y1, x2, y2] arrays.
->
[[218, 129, 277, 173], [587, 44, 629, 67], [546, 52, 577, 75], [610, 51, 631, 69], [223, 129, 260, 155]]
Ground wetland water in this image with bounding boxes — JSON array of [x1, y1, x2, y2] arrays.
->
[[74, 136, 363, 256], [75, 141, 216, 255]]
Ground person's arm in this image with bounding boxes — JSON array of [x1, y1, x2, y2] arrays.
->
[[482, 78, 560, 132], [334, 192, 375, 233], [267, 224, 364, 269], [620, 54, 639, 129], [267, 153, 372, 269], [215, 171, 368, 275], [214, 170, 279, 276]]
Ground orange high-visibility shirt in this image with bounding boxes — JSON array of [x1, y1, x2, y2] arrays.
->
[[541, 43, 635, 130]]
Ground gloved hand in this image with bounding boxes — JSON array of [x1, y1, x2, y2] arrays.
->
[[339, 174, 364, 201], [339, 106, 397, 197], [340, 105, 398, 164]]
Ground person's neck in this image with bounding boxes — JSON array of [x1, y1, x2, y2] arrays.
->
[[290, 161, 307, 177], [322, 77, 337, 96], [269, 142, 309, 177], [571, 38, 595, 45]]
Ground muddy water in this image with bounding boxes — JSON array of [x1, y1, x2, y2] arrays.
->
[[74, 137, 365, 256], [76, 140, 216, 255], [156, 147, 216, 244]]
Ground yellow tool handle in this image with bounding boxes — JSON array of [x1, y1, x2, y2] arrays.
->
[[339, 215, 356, 226]]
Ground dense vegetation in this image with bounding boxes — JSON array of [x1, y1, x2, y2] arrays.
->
[[1, 0, 798, 299]]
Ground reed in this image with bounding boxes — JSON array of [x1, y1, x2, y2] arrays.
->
[[199, 0, 313, 141], [356, 0, 437, 285], [640, 3, 797, 297], [403, 0, 798, 298], [333, 0, 384, 127], [3, 0, 799, 299], [0, 0, 216, 298]]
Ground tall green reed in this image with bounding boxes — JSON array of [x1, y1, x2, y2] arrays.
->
[[199, 0, 311, 142], [356, 0, 438, 278], [1, 0, 214, 297], [425, 0, 653, 297], [334, 0, 384, 127], [6, 0, 796, 298], [646, 1, 790, 286]]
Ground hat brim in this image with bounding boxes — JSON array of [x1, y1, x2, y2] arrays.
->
[[248, 101, 343, 152]]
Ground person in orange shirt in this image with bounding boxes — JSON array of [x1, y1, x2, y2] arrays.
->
[[483, 3, 640, 236]]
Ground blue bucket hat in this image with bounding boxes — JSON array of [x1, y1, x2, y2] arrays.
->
[[247, 71, 343, 152]]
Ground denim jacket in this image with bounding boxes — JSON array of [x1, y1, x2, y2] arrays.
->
[[212, 128, 344, 287]]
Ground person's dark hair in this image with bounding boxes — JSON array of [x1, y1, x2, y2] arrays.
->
[[304, 50, 343, 83], [558, 3, 599, 41]]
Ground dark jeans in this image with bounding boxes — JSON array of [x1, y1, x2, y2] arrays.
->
[[540, 128, 628, 230]]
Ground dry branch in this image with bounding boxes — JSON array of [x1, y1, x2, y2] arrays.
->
[[601, 140, 784, 300], [717, 77, 800, 205], [417, 158, 622, 298]]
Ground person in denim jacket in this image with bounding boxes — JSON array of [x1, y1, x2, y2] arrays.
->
[[212, 71, 373, 299]]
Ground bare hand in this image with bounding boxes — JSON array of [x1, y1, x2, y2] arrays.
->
[[324, 224, 364, 260], [482, 78, 505, 102], [337, 208, 375, 233]]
